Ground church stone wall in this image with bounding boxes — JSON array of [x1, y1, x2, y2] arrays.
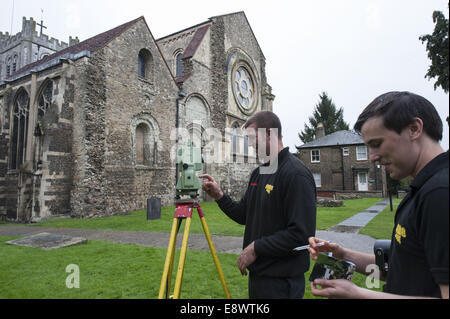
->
[[38, 67, 76, 220], [70, 19, 178, 218], [157, 26, 200, 77], [206, 13, 264, 201], [70, 53, 108, 218], [0, 62, 77, 222]]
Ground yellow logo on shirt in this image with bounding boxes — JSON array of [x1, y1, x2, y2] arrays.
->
[[395, 224, 406, 244], [265, 184, 274, 194]]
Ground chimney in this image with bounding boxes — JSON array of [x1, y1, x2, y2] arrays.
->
[[316, 123, 325, 139]]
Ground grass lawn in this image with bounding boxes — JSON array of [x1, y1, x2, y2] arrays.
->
[[25, 202, 245, 236], [8, 198, 383, 236], [316, 197, 382, 230], [359, 198, 401, 239], [0, 197, 387, 299], [0, 236, 382, 299]]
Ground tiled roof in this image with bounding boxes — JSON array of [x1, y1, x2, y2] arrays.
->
[[297, 130, 364, 148], [182, 25, 210, 59], [4, 16, 143, 82]]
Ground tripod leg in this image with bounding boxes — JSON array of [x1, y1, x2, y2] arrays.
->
[[166, 218, 182, 299], [158, 217, 180, 299], [173, 216, 192, 299], [199, 214, 232, 299]]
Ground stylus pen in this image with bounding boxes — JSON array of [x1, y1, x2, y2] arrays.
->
[[293, 241, 328, 252]]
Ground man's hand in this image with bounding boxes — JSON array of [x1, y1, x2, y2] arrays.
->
[[199, 174, 224, 201], [237, 242, 257, 276], [311, 279, 363, 299], [307, 237, 345, 260]]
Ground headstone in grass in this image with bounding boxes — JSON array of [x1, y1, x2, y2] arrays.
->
[[147, 197, 161, 220], [6, 232, 87, 250], [317, 198, 344, 207]]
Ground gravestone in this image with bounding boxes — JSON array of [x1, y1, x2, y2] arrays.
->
[[317, 198, 344, 207], [6, 232, 87, 250], [147, 197, 161, 220]]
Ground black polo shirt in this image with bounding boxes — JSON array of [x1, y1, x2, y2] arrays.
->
[[216, 147, 317, 277], [384, 151, 449, 298]]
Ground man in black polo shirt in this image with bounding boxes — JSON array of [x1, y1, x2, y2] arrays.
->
[[200, 111, 316, 299], [308, 91, 448, 299]]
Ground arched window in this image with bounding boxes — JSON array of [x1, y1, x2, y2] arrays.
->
[[175, 51, 183, 77], [138, 49, 152, 80], [38, 80, 53, 119], [135, 123, 148, 165], [232, 122, 240, 154], [135, 122, 157, 166], [12, 54, 18, 73], [172, 49, 184, 78], [6, 57, 12, 77], [244, 134, 249, 156], [10, 89, 30, 169], [0, 97, 4, 134], [230, 57, 259, 116]]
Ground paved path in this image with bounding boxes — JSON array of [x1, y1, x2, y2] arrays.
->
[[0, 226, 243, 254], [328, 199, 389, 233], [0, 200, 390, 255]]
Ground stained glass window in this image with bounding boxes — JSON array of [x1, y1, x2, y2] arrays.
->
[[10, 89, 30, 169], [38, 81, 53, 119], [233, 65, 255, 113]]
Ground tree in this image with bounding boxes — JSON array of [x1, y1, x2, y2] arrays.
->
[[296, 92, 349, 147], [419, 4, 449, 93]]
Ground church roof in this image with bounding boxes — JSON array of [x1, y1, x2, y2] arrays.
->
[[4, 16, 144, 83], [157, 11, 265, 60], [297, 130, 365, 149], [182, 25, 210, 60]]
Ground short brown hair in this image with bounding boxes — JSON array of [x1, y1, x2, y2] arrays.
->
[[244, 111, 283, 139], [354, 91, 443, 142]]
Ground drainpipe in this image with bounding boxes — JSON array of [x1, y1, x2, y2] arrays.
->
[[339, 145, 345, 191]]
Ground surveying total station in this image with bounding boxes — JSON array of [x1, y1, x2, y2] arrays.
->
[[158, 142, 231, 299]]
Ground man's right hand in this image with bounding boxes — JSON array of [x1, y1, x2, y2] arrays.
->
[[308, 237, 345, 260], [199, 174, 224, 201]]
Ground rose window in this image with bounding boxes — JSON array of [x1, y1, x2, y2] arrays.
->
[[233, 66, 256, 114]]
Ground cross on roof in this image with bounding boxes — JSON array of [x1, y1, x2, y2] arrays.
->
[[37, 9, 47, 36]]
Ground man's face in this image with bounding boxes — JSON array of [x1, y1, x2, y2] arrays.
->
[[361, 116, 417, 180], [245, 123, 268, 158]]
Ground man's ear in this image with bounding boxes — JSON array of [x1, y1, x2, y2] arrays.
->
[[408, 117, 423, 141]]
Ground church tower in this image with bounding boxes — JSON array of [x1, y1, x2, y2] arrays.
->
[[0, 17, 79, 81]]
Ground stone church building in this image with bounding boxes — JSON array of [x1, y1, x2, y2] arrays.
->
[[0, 12, 275, 222]]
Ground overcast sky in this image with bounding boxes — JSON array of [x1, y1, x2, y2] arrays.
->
[[1, 0, 448, 150]]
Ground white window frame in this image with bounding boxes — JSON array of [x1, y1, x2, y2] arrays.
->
[[342, 147, 349, 156], [313, 173, 322, 187], [356, 146, 368, 161], [311, 149, 320, 163]]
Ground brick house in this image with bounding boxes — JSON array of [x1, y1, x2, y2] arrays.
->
[[297, 126, 386, 198]]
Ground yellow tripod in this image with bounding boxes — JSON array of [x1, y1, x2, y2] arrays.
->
[[158, 200, 231, 299]]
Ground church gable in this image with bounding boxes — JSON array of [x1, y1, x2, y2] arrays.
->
[[156, 22, 211, 79], [219, 12, 269, 121], [70, 17, 179, 217]]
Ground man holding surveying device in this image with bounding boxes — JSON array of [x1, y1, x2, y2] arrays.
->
[[158, 141, 231, 299], [201, 111, 317, 299]]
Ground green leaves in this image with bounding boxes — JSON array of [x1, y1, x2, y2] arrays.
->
[[297, 92, 350, 146], [419, 6, 449, 93]]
